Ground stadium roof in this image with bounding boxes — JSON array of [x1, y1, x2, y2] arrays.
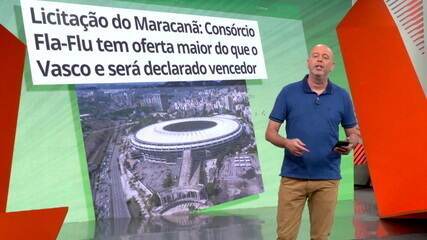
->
[[131, 115, 242, 151]]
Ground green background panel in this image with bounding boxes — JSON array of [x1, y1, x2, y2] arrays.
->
[[2, 0, 354, 225]]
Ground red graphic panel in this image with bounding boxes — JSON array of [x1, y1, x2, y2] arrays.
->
[[337, 0, 427, 218], [0, 24, 67, 239]]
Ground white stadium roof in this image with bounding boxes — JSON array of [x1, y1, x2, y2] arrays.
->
[[131, 115, 242, 151]]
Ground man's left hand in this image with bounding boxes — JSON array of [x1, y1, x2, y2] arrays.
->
[[334, 132, 359, 155], [334, 144, 353, 155]]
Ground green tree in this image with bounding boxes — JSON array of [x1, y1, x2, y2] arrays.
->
[[162, 172, 174, 188], [149, 194, 161, 207], [206, 182, 219, 197]]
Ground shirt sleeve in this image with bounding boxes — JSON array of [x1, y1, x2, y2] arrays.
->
[[269, 87, 287, 123], [341, 91, 357, 128]]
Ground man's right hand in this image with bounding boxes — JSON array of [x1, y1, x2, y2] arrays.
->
[[265, 120, 309, 156], [284, 138, 309, 157]]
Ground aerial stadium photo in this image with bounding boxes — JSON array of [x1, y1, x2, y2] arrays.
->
[[76, 80, 264, 219]]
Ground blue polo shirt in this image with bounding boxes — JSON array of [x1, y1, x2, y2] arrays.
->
[[269, 75, 357, 180]]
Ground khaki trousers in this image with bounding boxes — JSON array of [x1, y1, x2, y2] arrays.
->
[[276, 177, 339, 240]]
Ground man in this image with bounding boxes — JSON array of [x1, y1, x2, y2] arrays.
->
[[265, 44, 360, 240]]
